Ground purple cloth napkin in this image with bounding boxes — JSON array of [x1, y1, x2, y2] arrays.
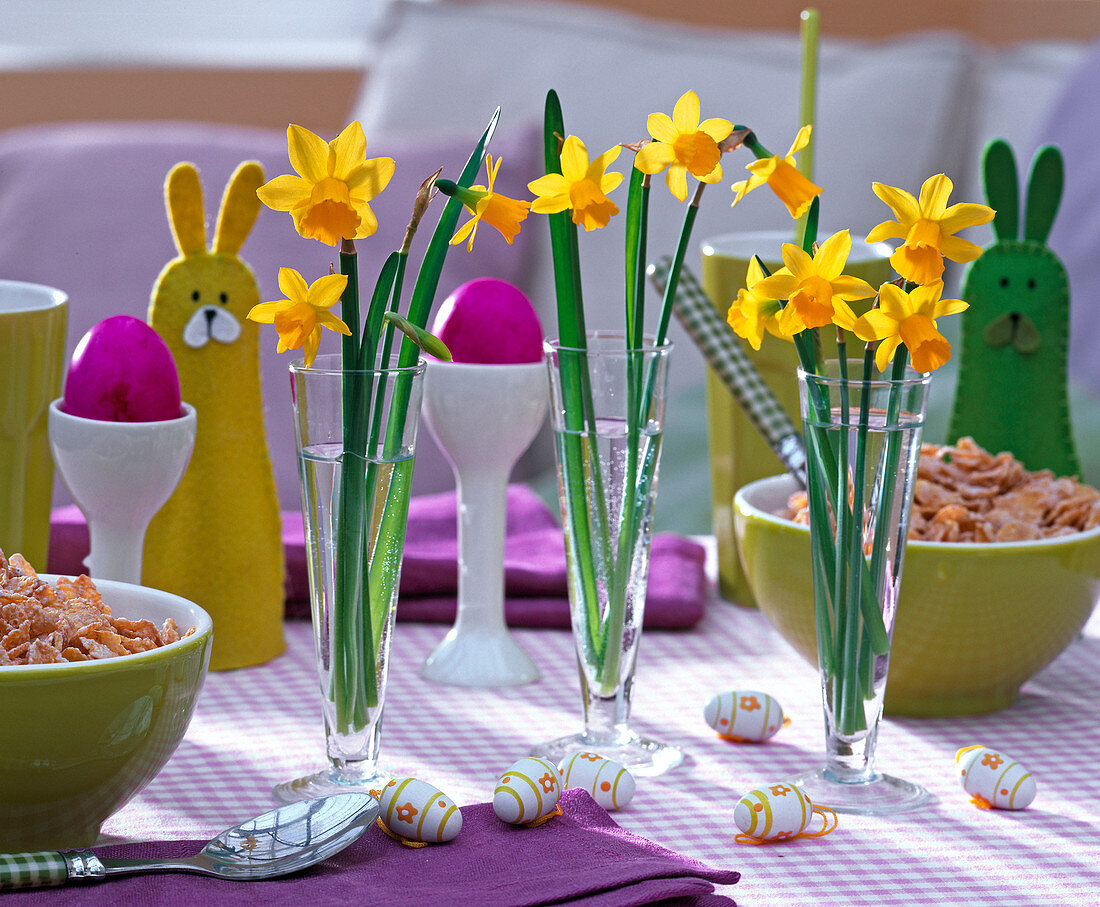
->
[[5, 791, 738, 906], [48, 486, 709, 630]]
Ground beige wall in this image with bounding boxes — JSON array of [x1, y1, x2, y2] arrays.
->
[[2, 0, 1098, 134]]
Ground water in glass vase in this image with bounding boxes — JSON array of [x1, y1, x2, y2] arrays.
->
[[540, 416, 682, 775], [274, 440, 414, 802], [793, 364, 931, 815]]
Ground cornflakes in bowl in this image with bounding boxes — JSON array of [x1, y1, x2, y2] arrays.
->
[[733, 444, 1100, 717], [0, 551, 212, 851]]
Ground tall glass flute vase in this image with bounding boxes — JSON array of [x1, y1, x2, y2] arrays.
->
[[790, 360, 931, 814], [536, 332, 682, 776], [274, 352, 426, 803]]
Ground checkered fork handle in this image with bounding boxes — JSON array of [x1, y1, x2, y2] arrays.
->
[[648, 257, 806, 487], [0, 849, 105, 889]]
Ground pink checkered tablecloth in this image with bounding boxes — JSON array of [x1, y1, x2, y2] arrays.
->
[[99, 590, 1100, 906]]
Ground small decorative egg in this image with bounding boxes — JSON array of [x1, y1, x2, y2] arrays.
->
[[493, 757, 561, 824], [704, 690, 786, 742], [734, 784, 832, 842], [63, 315, 182, 422], [377, 777, 462, 842], [956, 746, 1036, 810], [557, 753, 636, 810], [431, 278, 544, 364]]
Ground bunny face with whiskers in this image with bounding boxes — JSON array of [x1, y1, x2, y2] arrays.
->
[[150, 161, 263, 369]]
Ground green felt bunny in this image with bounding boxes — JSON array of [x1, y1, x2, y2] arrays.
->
[[947, 139, 1079, 477]]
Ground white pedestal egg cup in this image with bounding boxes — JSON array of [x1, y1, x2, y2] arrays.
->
[[48, 399, 197, 584], [420, 360, 548, 687]]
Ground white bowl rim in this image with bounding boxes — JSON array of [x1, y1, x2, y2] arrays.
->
[[0, 575, 212, 676], [735, 473, 1100, 551]]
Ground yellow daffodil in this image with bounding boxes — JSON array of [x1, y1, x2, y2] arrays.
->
[[449, 155, 532, 250], [731, 125, 822, 218], [752, 231, 876, 331], [866, 174, 995, 285], [634, 90, 733, 202], [727, 257, 803, 349], [247, 268, 350, 368], [256, 122, 395, 247], [853, 280, 967, 372], [528, 135, 623, 231]]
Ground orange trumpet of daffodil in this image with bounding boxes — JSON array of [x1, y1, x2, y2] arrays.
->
[[634, 90, 733, 202], [528, 135, 623, 231], [256, 122, 394, 247], [731, 125, 822, 218], [727, 257, 804, 349], [247, 268, 350, 368], [449, 154, 531, 250], [752, 230, 877, 332], [866, 174, 995, 285], [853, 280, 968, 373]]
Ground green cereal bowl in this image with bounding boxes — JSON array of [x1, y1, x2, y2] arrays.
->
[[0, 577, 212, 850], [734, 474, 1100, 717]]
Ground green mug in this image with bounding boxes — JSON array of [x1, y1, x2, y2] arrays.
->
[[700, 231, 891, 606], [0, 281, 68, 567]]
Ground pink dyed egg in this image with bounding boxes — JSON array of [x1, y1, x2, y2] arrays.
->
[[431, 278, 543, 364], [63, 315, 182, 422]]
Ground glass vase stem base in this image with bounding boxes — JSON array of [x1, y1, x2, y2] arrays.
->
[[532, 729, 682, 778], [272, 765, 391, 805], [787, 766, 930, 815]]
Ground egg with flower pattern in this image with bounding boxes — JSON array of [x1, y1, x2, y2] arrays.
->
[[734, 784, 834, 842], [704, 690, 786, 742], [557, 753, 636, 810], [956, 746, 1036, 810], [377, 777, 462, 842], [493, 757, 561, 824]]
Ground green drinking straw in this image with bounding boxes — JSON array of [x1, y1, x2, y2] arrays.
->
[[797, 7, 820, 247]]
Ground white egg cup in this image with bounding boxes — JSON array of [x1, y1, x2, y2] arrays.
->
[[48, 399, 197, 585], [420, 360, 548, 687]]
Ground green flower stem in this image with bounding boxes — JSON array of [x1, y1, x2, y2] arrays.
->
[[805, 425, 834, 677], [544, 91, 610, 661], [625, 168, 649, 351], [738, 127, 772, 160], [831, 343, 856, 733], [332, 244, 380, 730], [867, 348, 913, 604], [655, 183, 702, 346]]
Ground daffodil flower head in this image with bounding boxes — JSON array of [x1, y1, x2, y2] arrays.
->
[[449, 154, 532, 251], [731, 126, 822, 218], [634, 90, 733, 202], [751, 230, 876, 331], [528, 135, 623, 231], [853, 280, 968, 372], [727, 257, 803, 349], [247, 267, 351, 367], [256, 122, 395, 247], [866, 174, 995, 285]]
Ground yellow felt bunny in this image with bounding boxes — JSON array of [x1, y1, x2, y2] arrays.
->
[[144, 161, 285, 670]]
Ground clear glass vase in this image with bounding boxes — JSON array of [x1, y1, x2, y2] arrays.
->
[[533, 332, 682, 776], [790, 359, 931, 814], [274, 352, 425, 803]]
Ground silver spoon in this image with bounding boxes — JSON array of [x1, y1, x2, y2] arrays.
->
[[0, 793, 379, 889]]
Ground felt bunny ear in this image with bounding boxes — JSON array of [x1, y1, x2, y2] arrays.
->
[[213, 161, 264, 256], [166, 162, 207, 256], [1024, 145, 1063, 244], [982, 139, 1019, 242]]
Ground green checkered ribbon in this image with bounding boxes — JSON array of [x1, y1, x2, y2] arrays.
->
[[648, 257, 806, 487], [0, 851, 68, 888]]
